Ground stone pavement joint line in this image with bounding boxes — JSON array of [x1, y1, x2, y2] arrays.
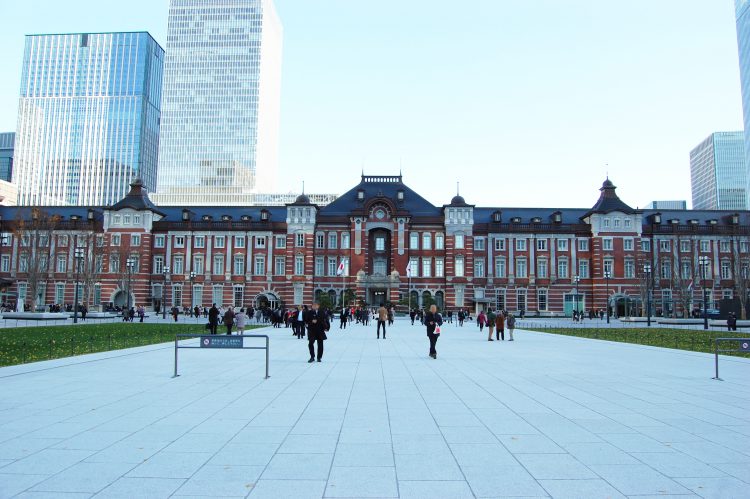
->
[[0, 318, 749, 498]]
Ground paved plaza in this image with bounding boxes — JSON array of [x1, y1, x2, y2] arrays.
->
[[1, 319, 749, 498]]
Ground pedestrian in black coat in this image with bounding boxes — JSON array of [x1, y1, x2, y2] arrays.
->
[[305, 302, 329, 362], [208, 303, 220, 335], [424, 305, 443, 359]]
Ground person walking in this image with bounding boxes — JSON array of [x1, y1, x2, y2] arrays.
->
[[477, 310, 487, 333], [294, 306, 306, 338], [305, 302, 329, 362], [409, 308, 416, 325], [235, 307, 247, 334], [339, 308, 348, 329], [137, 305, 145, 323], [223, 306, 235, 335], [727, 312, 737, 332], [507, 313, 516, 341], [424, 304, 443, 359], [495, 311, 505, 341], [486, 309, 496, 341], [377, 303, 388, 339], [208, 303, 220, 335], [171, 306, 179, 323]]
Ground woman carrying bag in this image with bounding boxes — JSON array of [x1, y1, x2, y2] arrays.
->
[[424, 304, 443, 359]]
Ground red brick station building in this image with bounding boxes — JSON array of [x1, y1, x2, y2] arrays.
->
[[0, 174, 748, 318]]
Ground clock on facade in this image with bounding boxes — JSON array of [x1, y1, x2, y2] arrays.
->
[[374, 209, 386, 219]]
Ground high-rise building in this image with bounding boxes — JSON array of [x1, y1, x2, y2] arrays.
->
[[736, 0, 750, 209], [0, 133, 14, 182], [644, 200, 687, 210], [13, 32, 164, 206], [154, 0, 283, 206], [690, 131, 747, 210]]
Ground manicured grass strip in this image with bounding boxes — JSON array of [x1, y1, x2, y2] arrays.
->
[[521, 327, 750, 357], [0, 323, 265, 367]]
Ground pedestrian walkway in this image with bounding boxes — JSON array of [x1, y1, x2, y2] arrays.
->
[[0, 319, 749, 498]]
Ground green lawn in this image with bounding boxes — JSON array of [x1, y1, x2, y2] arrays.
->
[[521, 326, 750, 357], [0, 323, 265, 367]]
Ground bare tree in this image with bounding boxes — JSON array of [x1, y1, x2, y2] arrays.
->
[[670, 237, 697, 318], [731, 234, 750, 320], [14, 208, 61, 311], [103, 235, 136, 309], [75, 231, 105, 309]]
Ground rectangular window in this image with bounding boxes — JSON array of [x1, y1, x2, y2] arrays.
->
[[93, 284, 101, 305], [109, 254, 120, 273], [295, 255, 304, 276], [558, 259, 569, 279], [578, 239, 589, 251], [680, 240, 690, 253], [603, 218, 610, 228], [174, 236, 185, 248], [625, 259, 635, 278], [19, 254, 28, 272], [341, 233, 350, 249], [214, 236, 225, 249], [537, 289, 548, 311], [234, 255, 245, 275], [375, 237, 385, 251], [661, 260, 671, 279], [235, 236, 245, 248], [55, 283, 65, 304], [435, 258, 444, 277], [96, 235, 104, 247], [0, 255, 9, 272], [233, 286, 244, 308], [296, 233, 305, 247], [722, 289, 733, 300], [341, 257, 350, 276], [255, 255, 266, 275], [642, 239, 651, 252], [212, 286, 223, 306], [275, 257, 285, 276], [603, 238, 613, 251], [537, 259, 548, 278], [95, 255, 103, 273], [494, 238, 505, 251], [496, 290, 506, 311], [315, 256, 324, 276], [111, 234, 121, 246], [517, 289, 527, 312], [276, 235, 286, 248], [455, 256, 465, 277], [131, 234, 141, 247], [515, 239, 527, 251], [681, 261, 691, 280], [516, 258, 527, 278], [408, 258, 419, 277], [474, 259, 485, 278], [422, 258, 432, 277], [173, 255, 184, 275], [536, 239, 547, 251], [660, 240, 671, 252], [192, 285, 203, 307], [721, 261, 731, 279], [474, 238, 485, 251], [557, 239, 569, 251], [604, 259, 614, 276], [624, 219, 632, 228], [422, 233, 432, 250], [328, 257, 337, 276], [123, 214, 131, 225], [435, 234, 445, 250], [700, 240, 710, 253], [58, 235, 69, 246], [255, 236, 266, 249], [455, 234, 465, 249], [327, 233, 337, 250], [495, 257, 507, 278], [740, 241, 749, 253], [410, 233, 419, 250], [154, 255, 164, 274], [154, 235, 165, 248], [578, 260, 590, 278], [213, 254, 224, 275], [56, 254, 67, 273], [614, 218, 621, 228], [720, 241, 730, 253], [316, 234, 325, 248], [623, 238, 633, 251], [193, 255, 204, 274]]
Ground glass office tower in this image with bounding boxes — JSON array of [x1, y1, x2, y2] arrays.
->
[[690, 131, 747, 210], [737, 0, 750, 209], [13, 32, 164, 206], [0, 133, 14, 182], [155, 0, 283, 205]]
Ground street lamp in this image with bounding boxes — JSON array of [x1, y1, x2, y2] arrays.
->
[[162, 266, 171, 320], [643, 263, 652, 327], [126, 257, 136, 313], [189, 271, 196, 314], [72, 248, 85, 324], [574, 275, 581, 318], [699, 256, 710, 330], [604, 270, 611, 324]]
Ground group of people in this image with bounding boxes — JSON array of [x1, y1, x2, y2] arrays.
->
[[121, 305, 146, 322], [205, 304, 249, 335], [475, 309, 516, 341]]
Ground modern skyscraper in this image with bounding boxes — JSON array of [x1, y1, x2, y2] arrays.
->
[[644, 200, 687, 210], [0, 133, 14, 182], [690, 131, 747, 210], [154, 0, 283, 206], [737, 0, 750, 209], [13, 32, 164, 206]]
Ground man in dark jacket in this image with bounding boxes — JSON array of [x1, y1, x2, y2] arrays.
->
[[208, 303, 220, 335], [305, 302, 329, 362], [424, 305, 443, 359]]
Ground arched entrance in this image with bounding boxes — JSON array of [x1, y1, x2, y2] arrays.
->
[[111, 289, 134, 309], [435, 291, 445, 310], [611, 294, 642, 318], [255, 292, 280, 310]]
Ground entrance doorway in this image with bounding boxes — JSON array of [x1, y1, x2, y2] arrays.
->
[[371, 289, 387, 306]]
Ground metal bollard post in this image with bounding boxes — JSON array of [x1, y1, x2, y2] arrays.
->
[[173, 335, 179, 378], [265, 335, 270, 379], [712, 339, 722, 380]]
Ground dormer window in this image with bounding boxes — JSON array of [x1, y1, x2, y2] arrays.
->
[[652, 214, 662, 224], [493, 211, 502, 223], [552, 212, 562, 223], [202, 215, 212, 222], [357, 189, 365, 201], [531, 217, 541, 223], [241, 215, 251, 221], [397, 189, 404, 201], [261, 210, 269, 221], [670, 219, 679, 225], [221, 215, 231, 221], [182, 209, 190, 221], [70, 215, 80, 221], [708, 219, 718, 225], [731, 213, 740, 225], [511, 217, 521, 223], [689, 219, 699, 225]]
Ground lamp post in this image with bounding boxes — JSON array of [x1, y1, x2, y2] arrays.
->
[[574, 275, 580, 317], [189, 271, 196, 313], [125, 257, 136, 313], [604, 270, 611, 324], [699, 256, 710, 330], [643, 263, 652, 327], [162, 266, 171, 320], [73, 248, 84, 323]]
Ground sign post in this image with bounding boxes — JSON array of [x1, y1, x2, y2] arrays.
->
[[173, 334, 269, 379]]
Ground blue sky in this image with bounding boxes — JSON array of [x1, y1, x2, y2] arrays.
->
[[0, 0, 744, 208]]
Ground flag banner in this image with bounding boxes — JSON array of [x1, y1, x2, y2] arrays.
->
[[337, 260, 345, 276]]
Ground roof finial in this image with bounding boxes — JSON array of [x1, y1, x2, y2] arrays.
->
[[605, 163, 609, 180], [457, 181, 460, 196], [302, 180, 305, 195]]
